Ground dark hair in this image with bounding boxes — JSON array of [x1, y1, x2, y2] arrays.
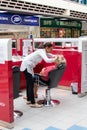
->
[[38, 42, 53, 49]]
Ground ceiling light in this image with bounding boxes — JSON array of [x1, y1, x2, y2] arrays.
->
[[0, 11, 7, 13]]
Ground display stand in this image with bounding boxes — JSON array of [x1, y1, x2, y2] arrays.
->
[[78, 37, 87, 97], [0, 39, 14, 128]]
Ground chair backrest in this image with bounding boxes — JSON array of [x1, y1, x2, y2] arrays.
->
[[34, 73, 49, 86], [48, 63, 66, 88]]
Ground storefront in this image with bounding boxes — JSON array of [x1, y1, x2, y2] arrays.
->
[[40, 18, 82, 38], [79, 0, 87, 4], [0, 12, 40, 50]]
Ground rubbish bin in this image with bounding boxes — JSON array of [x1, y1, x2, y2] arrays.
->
[[71, 82, 78, 94], [12, 66, 23, 118], [12, 66, 20, 99]]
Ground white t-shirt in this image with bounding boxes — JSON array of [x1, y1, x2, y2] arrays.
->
[[20, 49, 55, 76]]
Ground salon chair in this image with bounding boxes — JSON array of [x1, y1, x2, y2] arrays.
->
[[35, 63, 66, 106], [12, 66, 23, 118]]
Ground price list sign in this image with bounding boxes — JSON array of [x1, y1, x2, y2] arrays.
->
[[0, 45, 5, 64]]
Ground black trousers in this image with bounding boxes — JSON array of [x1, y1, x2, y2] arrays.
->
[[23, 69, 35, 104]]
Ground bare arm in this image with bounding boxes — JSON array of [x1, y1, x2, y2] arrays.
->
[[39, 50, 57, 63]]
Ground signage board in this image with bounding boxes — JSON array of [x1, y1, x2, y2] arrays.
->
[[0, 13, 39, 26]]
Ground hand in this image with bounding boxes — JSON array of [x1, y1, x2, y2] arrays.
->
[[54, 57, 59, 65], [55, 55, 66, 65]]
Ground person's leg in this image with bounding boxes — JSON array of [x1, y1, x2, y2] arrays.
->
[[34, 83, 38, 98], [23, 83, 38, 99], [23, 69, 35, 104], [23, 70, 43, 108]]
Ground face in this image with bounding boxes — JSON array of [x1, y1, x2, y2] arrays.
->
[[45, 46, 53, 53]]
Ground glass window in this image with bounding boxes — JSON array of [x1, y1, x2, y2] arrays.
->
[[55, 42, 62, 46], [64, 29, 71, 38], [72, 29, 80, 37]]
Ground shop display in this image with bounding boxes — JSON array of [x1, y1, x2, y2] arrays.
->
[[40, 18, 82, 38]]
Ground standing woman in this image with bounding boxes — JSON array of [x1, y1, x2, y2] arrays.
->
[[20, 42, 58, 108]]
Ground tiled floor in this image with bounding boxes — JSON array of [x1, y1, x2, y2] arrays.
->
[[1, 87, 87, 130]]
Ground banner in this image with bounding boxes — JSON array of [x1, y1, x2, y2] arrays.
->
[[0, 13, 39, 26]]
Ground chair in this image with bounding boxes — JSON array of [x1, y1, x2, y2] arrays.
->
[[35, 63, 66, 106], [12, 66, 23, 118]]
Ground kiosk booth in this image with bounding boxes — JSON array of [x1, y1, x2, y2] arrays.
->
[[0, 39, 14, 128], [0, 37, 87, 128], [19, 37, 87, 95]]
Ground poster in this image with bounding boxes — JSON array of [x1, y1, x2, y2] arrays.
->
[[23, 40, 32, 56], [0, 45, 5, 64]]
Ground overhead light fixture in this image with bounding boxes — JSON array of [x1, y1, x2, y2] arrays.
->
[[60, 18, 68, 20], [0, 10, 7, 13], [34, 15, 44, 17]]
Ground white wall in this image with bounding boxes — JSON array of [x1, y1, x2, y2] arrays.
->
[[20, 0, 87, 13], [82, 22, 87, 30]]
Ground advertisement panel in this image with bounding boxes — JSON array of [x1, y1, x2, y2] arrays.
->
[[0, 13, 39, 26]]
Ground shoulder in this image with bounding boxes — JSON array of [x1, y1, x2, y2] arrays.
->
[[48, 65, 55, 69], [45, 65, 55, 70], [37, 49, 45, 53]]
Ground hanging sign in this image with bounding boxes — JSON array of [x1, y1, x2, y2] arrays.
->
[[0, 13, 39, 26]]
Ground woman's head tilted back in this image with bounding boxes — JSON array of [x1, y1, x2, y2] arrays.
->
[[39, 42, 53, 53]]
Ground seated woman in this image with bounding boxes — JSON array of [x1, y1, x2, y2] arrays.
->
[[34, 55, 66, 94], [39, 55, 66, 80]]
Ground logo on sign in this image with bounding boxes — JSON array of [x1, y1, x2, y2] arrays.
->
[[11, 15, 22, 24]]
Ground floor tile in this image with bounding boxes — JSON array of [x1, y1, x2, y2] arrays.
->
[[45, 126, 61, 130], [1, 88, 87, 130], [22, 128, 31, 130], [67, 125, 87, 130]]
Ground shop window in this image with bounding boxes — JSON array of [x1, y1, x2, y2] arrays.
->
[[58, 28, 65, 38], [72, 29, 80, 37], [55, 42, 62, 46], [65, 29, 71, 38], [12, 40, 17, 48], [34, 42, 42, 49]]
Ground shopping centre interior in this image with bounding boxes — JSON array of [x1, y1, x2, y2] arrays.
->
[[0, 0, 87, 48], [0, 0, 87, 130]]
